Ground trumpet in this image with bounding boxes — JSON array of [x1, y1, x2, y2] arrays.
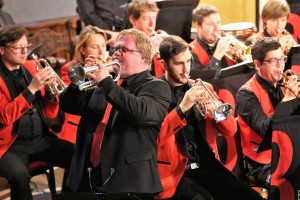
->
[[215, 32, 252, 63], [184, 74, 233, 122], [32, 54, 67, 95], [68, 60, 121, 91], [278, 29, 297, 55]]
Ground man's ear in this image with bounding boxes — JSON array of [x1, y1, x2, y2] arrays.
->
[[161, 60, 167, 71], [0, 47, 4, 55], [129, 16, 135, 26], [253, 60, 261, 71]]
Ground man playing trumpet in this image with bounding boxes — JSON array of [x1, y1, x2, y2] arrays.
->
[[236, 37, 300, 189], [246, 0, 298, 55], [156, 35, 263, 200], [190, 4, 234, 71], [0, 25, 74, 200]]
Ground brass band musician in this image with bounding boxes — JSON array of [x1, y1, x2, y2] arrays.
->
[[246, 0, 298, 55], [156, 35, 263, 200], [236, 37, 300, 189], [190, 4, 234, 71]]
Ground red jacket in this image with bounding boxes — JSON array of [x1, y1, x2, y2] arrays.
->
[[156, 82, 237, 199], [59, 59, 80, 144], [190, 39, 235, 67], [0, 60, 59, 158], [238, 74, 273, 164]]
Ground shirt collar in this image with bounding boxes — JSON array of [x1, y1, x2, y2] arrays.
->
[[256, 73, 275, 90]]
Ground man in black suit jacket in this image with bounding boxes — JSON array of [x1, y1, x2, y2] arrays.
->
[[60, 28, 171, 195]]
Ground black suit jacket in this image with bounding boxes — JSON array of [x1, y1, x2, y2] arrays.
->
[[60, 70, 171, 193]]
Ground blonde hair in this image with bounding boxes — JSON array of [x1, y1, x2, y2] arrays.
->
[[74, 25, 107, 63], [117, 28, 152, 64]]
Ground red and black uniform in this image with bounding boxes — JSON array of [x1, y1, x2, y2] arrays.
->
[[190, 37, 235, 70], [156, 76, 262, 200], [236, 74, 299, 188], [0, 60, 73, 200]]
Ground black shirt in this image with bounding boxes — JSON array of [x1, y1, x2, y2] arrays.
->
[[168, 82, 206, 163], [4, 67, 51, 153], [236, 74, 300, 138]]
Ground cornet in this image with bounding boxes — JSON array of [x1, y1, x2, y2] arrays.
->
[[32, 54, 67, 95], [184, 74, 232, 122], [281, 69, 300, 97], [68, 60, 121, 91], [215, 32, 252, 63], [278, 29, 297, 55]]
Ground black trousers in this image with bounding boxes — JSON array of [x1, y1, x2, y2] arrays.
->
[[171, 163, 264, 200], [0, 136, 74, 200]]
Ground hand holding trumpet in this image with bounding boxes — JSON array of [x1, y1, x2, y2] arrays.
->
[[28, 66, 57, 95], [84, 55, 111, 83], [281, 73, 300, 102]]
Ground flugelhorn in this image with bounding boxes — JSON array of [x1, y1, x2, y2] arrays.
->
[[215, 32, 252, 63], [278, 29, 297, 55], [184, 74, 232, 122], [68, 59, 121, 91], [281, 69, 300, 97], [32, 54, 67, 95]]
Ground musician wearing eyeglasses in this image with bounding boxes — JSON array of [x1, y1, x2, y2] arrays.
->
[[190, 4, 234, 71], [156, 35, 263, 200], [59, 28, 171, 195], [0, 25, 74, 200], [236, 37, 300, 189]]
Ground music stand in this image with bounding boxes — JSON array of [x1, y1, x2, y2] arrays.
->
[[155, 0, 199, 43], [216, 60, 254, 79], [189, 69, 217, 80], [288, 44, 300, 55]]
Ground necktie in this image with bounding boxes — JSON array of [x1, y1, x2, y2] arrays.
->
[[90, 79, 123, 167]]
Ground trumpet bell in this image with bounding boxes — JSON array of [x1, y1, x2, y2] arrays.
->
[[214, 103, 233, 123], [68, 62, 86, 86]]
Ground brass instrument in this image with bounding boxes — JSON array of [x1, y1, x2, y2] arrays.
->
[[68, 60, 121, 91], [32, 54, 67, 95], [215, 32, 252, 63], [184, 74, 233, 122], [278, 29, 297, 55], [281, 69, 300, 97]]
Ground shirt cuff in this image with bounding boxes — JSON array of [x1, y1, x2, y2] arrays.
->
[[22, 88, 36, 103], [176, 106, 186, 120], [97, 76, 115, 94]]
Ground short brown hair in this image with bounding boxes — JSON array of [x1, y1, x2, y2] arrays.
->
[[0, 24, 28, 47], [192, 4, 219, 26], [127, 0, 159, 20], [261, 0, 290, 28], [159, 35, 190, 64], [251, 37, 281, 63]]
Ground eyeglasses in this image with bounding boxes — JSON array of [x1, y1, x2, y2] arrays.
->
[[111, 46, 141, 55], [263, 55, 288, 66], [5, 44, 32, 53]]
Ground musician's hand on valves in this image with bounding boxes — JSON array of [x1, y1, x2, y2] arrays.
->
[[150, 30, 168, 58], [179, 86, 205, 113], [28, 66, 55, 95], [282, 75, 300, 102], [213, 35, 231, 60], [278, 34, 296, 55]]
